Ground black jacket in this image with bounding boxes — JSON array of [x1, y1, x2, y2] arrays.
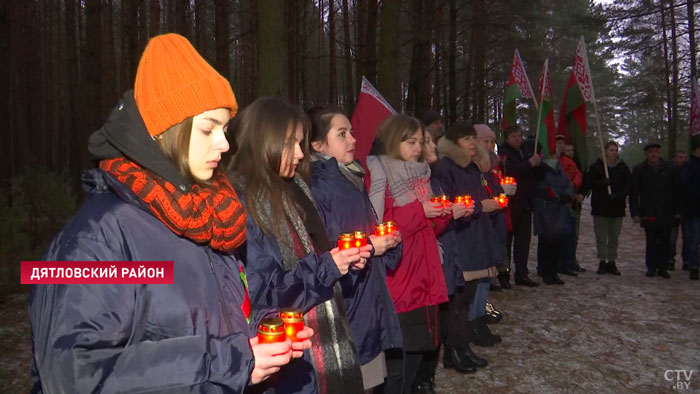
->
[[629, 159, 680, 228], [680, 155, 700, 217], [499, 142, 542, 211], [582, 158, 632, 217]]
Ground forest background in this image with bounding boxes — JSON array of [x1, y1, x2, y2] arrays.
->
[[1, 0, 697, 296]]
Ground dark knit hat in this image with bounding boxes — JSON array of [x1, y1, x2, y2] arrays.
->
[[422, 110, 443, 127], [134, 33, 238, 136], [644, 142, 661, 151]]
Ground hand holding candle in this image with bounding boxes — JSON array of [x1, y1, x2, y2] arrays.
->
[[423, 200, 444, 218], [249, 325, 293, 384], [492, 193, 508, 208], [279, 308, 305, 342], [290, 326, 314, 358]]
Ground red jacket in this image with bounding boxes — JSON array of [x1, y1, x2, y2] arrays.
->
[[381, 192, 449, 314], [559, 154, 583, 190]]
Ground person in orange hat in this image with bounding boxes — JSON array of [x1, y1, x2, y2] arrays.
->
[[28, 33, 311, 393]]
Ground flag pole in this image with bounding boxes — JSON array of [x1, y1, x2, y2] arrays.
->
[[532, 60, 548, 158], [580, 38, 612, 194]]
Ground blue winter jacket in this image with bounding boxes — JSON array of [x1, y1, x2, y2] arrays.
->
[[432, 140, 503, 274], [309, 158, 403, 364], [532, 161, 575, 238], [28, 92, 266, 394]]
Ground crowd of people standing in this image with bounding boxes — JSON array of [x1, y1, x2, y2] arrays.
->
[[27, 34, 698, 394]]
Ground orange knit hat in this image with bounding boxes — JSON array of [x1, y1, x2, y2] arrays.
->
[[134, 33, 238, 136]]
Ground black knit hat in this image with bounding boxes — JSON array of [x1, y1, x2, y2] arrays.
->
[[422, 110, 443, 126], [644, 142, 661, 151]]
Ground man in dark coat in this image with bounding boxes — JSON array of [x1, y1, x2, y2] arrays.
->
[[581, 141, 631, 276], [669, 150, 688, 271], [629, 142, 681, 278], [499, 125, 541, 287], [679, 135, 700, 280]]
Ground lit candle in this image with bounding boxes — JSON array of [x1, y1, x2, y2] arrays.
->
[[464, 195, 473, 207], [454, 196, 464, 204], [493, 193, 508, 208], [354, 231, 368, 247], [430, 195, 442, 204], [257, 317, 287, 344], [279, 308, 305, 342], [385, 221, 397, 234], [440, 195, 449, 205], [374, 223, 388, 236], [338, 232, 356, 250]]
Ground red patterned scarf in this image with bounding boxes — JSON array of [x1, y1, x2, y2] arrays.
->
[[100, 157, 246, 253]]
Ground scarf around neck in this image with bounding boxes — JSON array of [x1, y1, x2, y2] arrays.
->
[[100, 157, 246, 253], [366, 155, 432, 220], [252, 174, 364, 394], [312, 152, 366, 192]]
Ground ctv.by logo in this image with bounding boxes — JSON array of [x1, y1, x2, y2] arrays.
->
[[665, 369, 694, 390]]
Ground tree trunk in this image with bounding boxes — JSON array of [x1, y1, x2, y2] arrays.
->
[[377, 0, 400, 109], [365, 0, 378, 85], [150, 0, 160, 37], [689, 0, 697, 78], [472, 0, 486, 123], [661, 1, 673, 153], [122, 0, 139, 91], [328, 0, 337, 103], [448, 0, 457, 124], [355, 0, 366, 93], [286, 0, 299, 103], [342, 0, 355, 113], [257, 0, 287, 96], [0, 0, 8, 182], [214, 0, 229, 77], [669, 0, 679, 156], [102, 0, 116, 117]]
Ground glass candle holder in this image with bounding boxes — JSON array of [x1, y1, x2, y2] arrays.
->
[[374, 223, 388, 236], [338, 232, 356, 250], [354, 231, 368, 247], [279, 308, 304, 342], [385, 221, 397, 234], [257, 317, 286, 344]]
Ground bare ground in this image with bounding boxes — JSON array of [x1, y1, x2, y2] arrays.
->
[[1, 202, 698, 393], [435, 202, 700, 394]]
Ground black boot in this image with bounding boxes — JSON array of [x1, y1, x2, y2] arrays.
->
[[472, 318, 501, 347], [412, 379, 437, 394], [498, 273, 512, 289], [514, 274, 540, 287], [542, 274, 555, 285], [596, 260, 607, 274], [552, 273, 565, 285], [690, 268, 699, 280], [559, 269, 578, 277], [469, 320, 495, 347], [657, 268, 671, 279], [459, 344, 487, 368], [607, 261, 621, 275], [572, 260, 586, 272], [443, 345, 477, 374]]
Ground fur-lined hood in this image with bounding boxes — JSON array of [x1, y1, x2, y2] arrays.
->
[[437, 137, 491, 172]]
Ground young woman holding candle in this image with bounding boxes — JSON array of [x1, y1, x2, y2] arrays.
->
[[229, 97, 371, 394], [306, 106, 403, 391], [432, 123, 505, 357], [28, 34, 312, 393], [365, 114, 451, 394]]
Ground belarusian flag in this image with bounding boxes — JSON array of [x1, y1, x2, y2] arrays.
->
[[502, 49, 536, 132], [351, 76, 397, 165], [557, 37, 593, 170], [535, 60, 556, 157], [690, 77, 700, 136]]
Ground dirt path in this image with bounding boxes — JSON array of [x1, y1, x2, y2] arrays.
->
[[1, 203, 698, 393], [435, 201, 700, 393]]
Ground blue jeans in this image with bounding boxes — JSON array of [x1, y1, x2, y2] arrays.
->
[[682, 217, 700, 269], [468, 278, 490, 320]]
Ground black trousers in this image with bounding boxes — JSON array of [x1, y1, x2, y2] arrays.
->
[[645, 225, 671, 273], [508, 205, 532, 276], [537, 234, 563, 276]]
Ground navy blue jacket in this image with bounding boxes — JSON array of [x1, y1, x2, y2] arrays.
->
[[236, 185, 346, 394], [499, 142, 542, 211], [432, 157, 502, 274], [29, 169, 262, 394], [309, 158, 403, 364], [533, 161, 575, 239], [28, 91, 267, 394]]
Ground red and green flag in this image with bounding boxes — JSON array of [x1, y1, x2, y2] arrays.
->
[[557, 37, 593, 170], [535, 60, 556, 157], [502, 49, 536, 132]]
